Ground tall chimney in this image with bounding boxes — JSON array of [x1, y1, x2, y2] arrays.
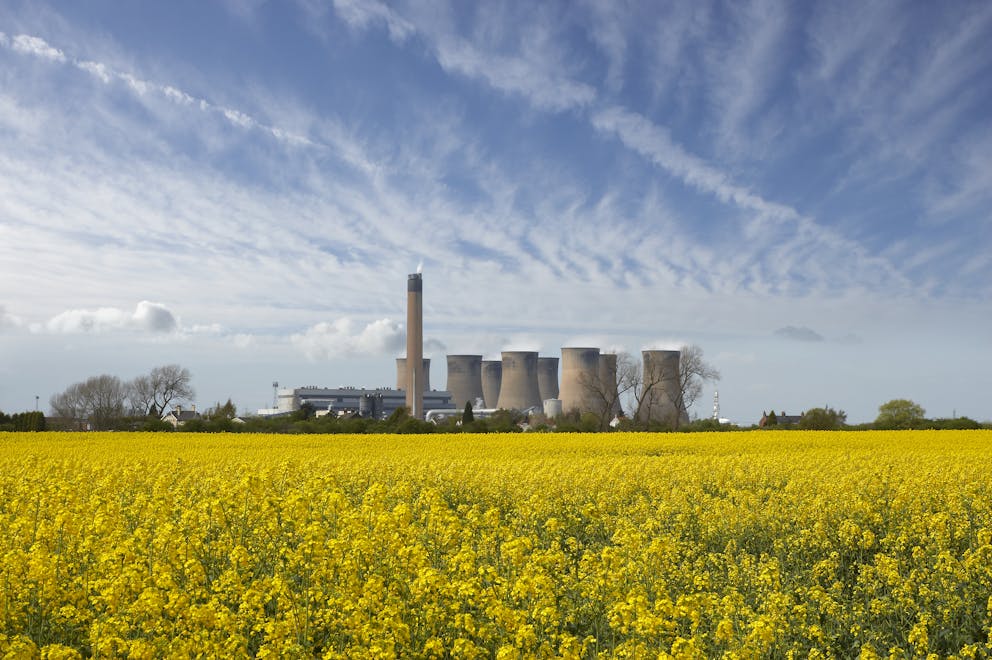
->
[[406, 273, 424, 418]]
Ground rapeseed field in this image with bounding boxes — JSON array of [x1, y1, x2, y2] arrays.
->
[[1, 430, 990, 658]]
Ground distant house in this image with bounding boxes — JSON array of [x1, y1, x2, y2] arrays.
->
[[162, 405, 201, 428], [759, 410, 802, 427]]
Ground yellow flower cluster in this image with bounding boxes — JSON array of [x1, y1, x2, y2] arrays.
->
[[1, 430, 991, 657]]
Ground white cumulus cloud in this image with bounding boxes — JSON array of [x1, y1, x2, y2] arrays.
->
[[291, 318, 405, 360], [41, 301, 178, 334]]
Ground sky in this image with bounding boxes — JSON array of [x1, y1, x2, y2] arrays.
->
[[1, 0, 990, 424]]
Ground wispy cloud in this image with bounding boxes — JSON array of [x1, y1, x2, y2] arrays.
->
[[11, 33, 65, 61], [1, 33, 314, 149], [775, 326, 825, 343], [0, 306, 24, 330]]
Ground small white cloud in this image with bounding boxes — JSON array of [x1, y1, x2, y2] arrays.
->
[[76, 60, 112, 83], [163, 85, 195, 105], [232, 333, 254, 348], [501, 336, 543, 353], [642, 339, 686, 351], [132, 301, 179, 333], [222, 107, 254, 128], [333, 0, 414, 42], [424, 338, 447, 357], [1, 306, 24, 330], [119, 73, 150, 95], [11, 34, 66, 62], [42, 301, 178, 335], [563, 335, 611, 350], [774, 326, 825, 342], [291, 317, 405, 360]]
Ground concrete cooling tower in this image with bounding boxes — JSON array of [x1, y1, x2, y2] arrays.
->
[[599, 353, 622, 418], [395, 358, 431, 392], [559, 347, 601, 415], [496, 351, 541, 411], [481, 360, 502, 409], [446, 355, 484, 410], [638, 349, 689, 426], [537, 357, 559, 402]]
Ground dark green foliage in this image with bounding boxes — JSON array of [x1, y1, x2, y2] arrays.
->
[[799, 407, 847, 430], [0, 410, 46, 431], [462, 401, 474, 425], [765, 410, 778, 426], [875, 399, 926, 429]]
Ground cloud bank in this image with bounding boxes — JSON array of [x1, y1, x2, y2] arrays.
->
[[39, 301, 178, 335], [291, 318, 405, 360]]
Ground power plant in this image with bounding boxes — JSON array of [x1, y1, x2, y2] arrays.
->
[[264, 272, 695, 426], [395, 358, 431, 392], [496, 351, 542, 412], [559, 347, 601, 416], [537, 357, 560, 402], [406, 273, 424, 418], [637, 350, 689, 426], [599, 352, 622, 418], [446, 355, 484, 410], [481, 360, 502, 409]]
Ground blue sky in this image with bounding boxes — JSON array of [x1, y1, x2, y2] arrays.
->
[[1, 0, 990, 423]]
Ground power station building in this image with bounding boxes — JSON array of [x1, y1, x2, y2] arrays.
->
[[263, 272, 692, 425], [269, 386, 453, 419]]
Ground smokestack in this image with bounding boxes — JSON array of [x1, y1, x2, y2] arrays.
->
[[537, 357, 559, 402], [496, 351, 541, 411], [396, 358, 431, 392], [481, 360, 502, 409], [446, 355, 484, 411], [406, 273, 424, 418], [559, 347, 601, 415], [638, 350, 688, 427]]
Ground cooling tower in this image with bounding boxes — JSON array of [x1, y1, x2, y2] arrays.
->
[[406, 273, 424, 417], [496, 351, 541, 411], [481, 360, 502, 409], [395, 358, 431, 392], [446, 355, 484, 410], [638, 350, 689, 427], [537, 357, 560, 402], [599, 353, 622, 418], [559, 347, 602, 415]]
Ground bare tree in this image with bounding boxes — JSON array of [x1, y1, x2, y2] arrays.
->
[[677, 344, 720, 418], [50, 375, 127, 430], [50, 382, 87, 430], [148, 364, 195, 414], [84, 375, 128, 430], [632, 351, 682, 429], [127, 374, 158, 417], [579, 352, 640, 430]]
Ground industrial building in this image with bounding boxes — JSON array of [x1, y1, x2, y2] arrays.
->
[[264, 385, 453, 419], [263, 271, 690, 425]]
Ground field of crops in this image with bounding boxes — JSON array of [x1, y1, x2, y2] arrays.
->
[[1, 430, 991, 658]]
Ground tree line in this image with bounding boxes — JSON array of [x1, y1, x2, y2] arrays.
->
[[48, 365, 194, 430]]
